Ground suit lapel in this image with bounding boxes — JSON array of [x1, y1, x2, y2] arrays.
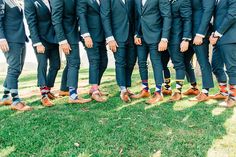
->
[[142, 0, 149, 13], [119, 0, 126, 10], [37, 0, 51, 12], [88, 0, 100, 13]]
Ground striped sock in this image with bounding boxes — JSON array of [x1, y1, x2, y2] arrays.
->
[[229, 85, 236, 101], [219, 82, 228, 96], [176, 81, 184, 93], [202, 88, 209, 96], [142, 80, 149, 91], [40, 86, 49, 98], [164, 78, 171, 90], [10, 89, 21, 105], [69, 87, 78, 100], [2, 87, 10, 100], [155, 85, 162, 94], [191, 82, 198, 90]]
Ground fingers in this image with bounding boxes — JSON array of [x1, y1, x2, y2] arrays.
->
[[135, 38, 142, 45], [0, 41, 9, 53], [158, 41, 168, 52], [85, 38, 93, 48], [61, 44, 71, 55]]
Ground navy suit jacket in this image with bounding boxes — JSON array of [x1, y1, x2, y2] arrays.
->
[[78, 0, 104, 42], [51, 0, 79, 44], [24, 0, 58, 45], [100, 0, 135, 43], [135, 0, 172, 44], [169, 0, 192, 45], [191, 0, 215, 37], [214, 0, 236, 45], [0, 0, 26, 43]]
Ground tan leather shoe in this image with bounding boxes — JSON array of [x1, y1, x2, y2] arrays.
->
[[68, 98, 92, 104], [146, 92, 163, 105], [41, 97, 54, 107], [210, 93, 228, 100], [162, 89, 172, 96], [120, 92, 131, 103], [91, 92, 106, 102], [183, 88, 200, 96], [48, 92, 57, 100], [189, 92, 209, 102], [10, 102, 33, 111], [0, 99, 12, 106], [219, 97, 236, 108], [59, 91, 70, 97], [127, 89, 135, 97], [99, 89, 109, 96], [169, 92, 182, 102], [131, 89, 150, 99]]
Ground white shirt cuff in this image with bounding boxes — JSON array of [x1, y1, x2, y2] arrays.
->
[[161, 38, 168, 42], [81, 33, 91, 39], [196, 34, 205, 38], [214, 31, 223, 38], [106, 36, 115, 44], [59, 40, 68, 45], [182, 38, 192, 41], [33, 42, 43, 47], [0, 38, 7, 42]]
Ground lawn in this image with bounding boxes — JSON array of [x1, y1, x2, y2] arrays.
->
[[0, 68, 235, 157]]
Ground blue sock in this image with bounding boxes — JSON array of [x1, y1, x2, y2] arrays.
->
[[10, 89, 21, 105], [120, 86, 127, 93], [2, 87, 10, 100], [155, 85, 162, 94], [69, 87, 78, 100], [142, 80, 149, 91]]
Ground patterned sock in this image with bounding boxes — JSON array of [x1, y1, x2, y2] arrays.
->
[[229, 85, 236, 101], [2, 87, 10, 100], [164, 78, 171, 90], [120, 86, 127, 93], [10, 89, 21, 105], [142, 80, 149, 91], [202, 88, 209, 96], [155, 85, 162, 94], [219, 82, 228, 96], [176, 81, 184, 93], [40, 86, 49, 98], [191, 82, 198, 90], [69, 87, 78, 100]]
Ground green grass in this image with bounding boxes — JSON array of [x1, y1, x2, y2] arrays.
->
[[0, 68, 235, 157]]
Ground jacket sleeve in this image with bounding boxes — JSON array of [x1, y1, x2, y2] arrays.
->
[[180, 0, 192, 39], [100, 0, 113, 38], [196, 0, 215, 36], [51, 0, 66, 43], [77, 0, 89, 36], [217, 0, 236, 35], [159, 0, 172, 39], [24, 0, 41, 45], [0, 0, 5, 39]]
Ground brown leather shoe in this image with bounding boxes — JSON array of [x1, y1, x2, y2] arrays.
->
[[0, 99, 12, 106], [162, 89, 172, 96], [10, 102, 33, 111], [68, 98, 92, 104], [99, 89, 109, 96], [131, 89, 150, 99], [219, 97, 236, 108], [59, 91, 70, 97], [127, 89, 135, 97], [120, 92, 131, 103], [189, 92, 209, 102], [169, 92, 182, 102], [91, 92, 106, 102], [146, 92, 163, 105], [210, 93, 228, 100], [48, 92, 58, 100], [41, 97, 54, 107], [183, 88, 200, 96]]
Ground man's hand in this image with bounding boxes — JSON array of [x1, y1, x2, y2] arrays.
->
[[209, 34, 219, 46], [36, 45, 45, 54], [193, 35, 203, 45], [84, 36, 93, 48], [60, 43, 72, 55], [0, 40, 9, 53], [158, 40, 168, 52], [134, 37, 142, 45], [108, 40, 118, 53], [180, 41, 189, 53]]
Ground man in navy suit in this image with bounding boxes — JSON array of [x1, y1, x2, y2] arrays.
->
[[51, 0, 91, 104], [100, 0, 137, 102], [0, 0, 32, 111], [78, 0, 108, 102], [209, 0, 236, 108], [25, 0, 60, 107], [133, 0, 171, 104]]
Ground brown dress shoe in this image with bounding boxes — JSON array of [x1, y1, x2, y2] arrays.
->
[[162, 89, 172, 96], [99, 89, 109, 96], [68, 98, 92, 104], [146, 93, 163, 105], [183, 88, 200, 96], [41, 97, 54, 107], [91, 91, 106, 102], [169, 92, 182, 102], [120, 92, 131, 103], [189, 92, 209, 102], [210, 93, 228, 100], [59, 91, 70, 97], [1, 99, 12, 106], [219, 97, 236, 108], [10, 102, 33, 111], [131, 89, 150, 99], [48, 92, 58, 100]]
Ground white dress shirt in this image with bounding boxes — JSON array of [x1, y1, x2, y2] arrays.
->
[[42, 0, 51, 11], [142, 0, 147, 6]]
